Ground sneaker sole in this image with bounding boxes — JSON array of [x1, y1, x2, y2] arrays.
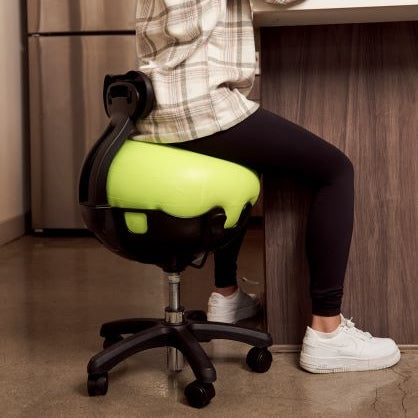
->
[[207, 304, 259, 324], [299, 349, 401, 374]]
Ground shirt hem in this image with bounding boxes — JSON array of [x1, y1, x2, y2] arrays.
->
[[132, 102, 260, 144]]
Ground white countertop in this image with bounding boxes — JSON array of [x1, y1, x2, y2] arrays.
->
[[253, 0, 418, 26]]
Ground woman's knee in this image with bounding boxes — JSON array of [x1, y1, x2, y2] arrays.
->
[[330, 150, 354, 182], [340, 153, 354, 178]]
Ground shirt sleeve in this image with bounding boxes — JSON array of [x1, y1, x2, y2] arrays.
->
[[137, 0, 222, 71]]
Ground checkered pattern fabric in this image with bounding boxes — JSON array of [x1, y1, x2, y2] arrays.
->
[[133, 0, 298, 143]]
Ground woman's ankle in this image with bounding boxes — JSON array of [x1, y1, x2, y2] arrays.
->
[[214, 285, 238, 297], [311, 314, 341, 333]]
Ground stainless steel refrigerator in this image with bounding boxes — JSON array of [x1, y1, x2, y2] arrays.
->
[[27, 0, 137, 230]]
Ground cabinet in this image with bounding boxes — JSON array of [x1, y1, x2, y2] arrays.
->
[[261, 22, 418, 347]]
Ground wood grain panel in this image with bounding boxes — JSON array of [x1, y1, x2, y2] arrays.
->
[[248, 75, 263, 217], [261, 22, 418, 344]]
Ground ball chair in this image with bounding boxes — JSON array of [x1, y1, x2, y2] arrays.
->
[[79, 71, 272, 408]]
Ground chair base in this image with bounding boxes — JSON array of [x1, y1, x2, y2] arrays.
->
[[87, 311, 273, 408]]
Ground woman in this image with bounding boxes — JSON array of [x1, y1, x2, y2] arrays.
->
[[133, 0, 400, 373]]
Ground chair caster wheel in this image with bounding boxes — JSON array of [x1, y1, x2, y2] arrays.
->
[[184, 380, 215, 408], [87, 372, 109, 396], [246, 347, 273, 373], [103, 334, 123, 349]]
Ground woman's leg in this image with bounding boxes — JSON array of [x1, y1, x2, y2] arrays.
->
[[174, 108, 354, 320], [173, 108, 401, 373], [213, 226, 247, 294]]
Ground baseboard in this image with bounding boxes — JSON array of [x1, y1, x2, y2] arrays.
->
[[271, 344, 418, 353], [0, 213, 29, 246]]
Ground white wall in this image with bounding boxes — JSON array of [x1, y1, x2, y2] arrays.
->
[[0, 0, 28, 244]]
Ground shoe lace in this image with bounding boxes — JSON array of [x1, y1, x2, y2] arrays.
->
[[342, 316, 373, 340], [238, 276, 260, 285]]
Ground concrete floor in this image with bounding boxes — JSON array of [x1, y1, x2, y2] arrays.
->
[[0, 228, 417, 417]]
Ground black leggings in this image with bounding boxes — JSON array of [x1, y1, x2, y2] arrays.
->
[[173, 108, 354, 316]]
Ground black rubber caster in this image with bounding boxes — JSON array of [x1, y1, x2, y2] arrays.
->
[[102, 334, 123, 349], [184, 380, 215, 408], [87, 372, 109, 396], [246, 347, 273, 373]]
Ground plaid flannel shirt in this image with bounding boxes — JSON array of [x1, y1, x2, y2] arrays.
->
[[133, 0, 298, 143]]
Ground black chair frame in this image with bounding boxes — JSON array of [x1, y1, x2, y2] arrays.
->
[[79, 71, 273, 408]]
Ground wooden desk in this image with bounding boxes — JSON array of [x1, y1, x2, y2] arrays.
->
[[253, 0, 418, 27], [256, 18, 417, 349]]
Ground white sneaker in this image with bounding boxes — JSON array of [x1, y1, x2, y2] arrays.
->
[[207, 288, 260, 323], [300, 314, 400, 373]]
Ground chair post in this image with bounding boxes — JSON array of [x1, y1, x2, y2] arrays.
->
[[165, 272, 185, 371], [167, 273, 181, 313]]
